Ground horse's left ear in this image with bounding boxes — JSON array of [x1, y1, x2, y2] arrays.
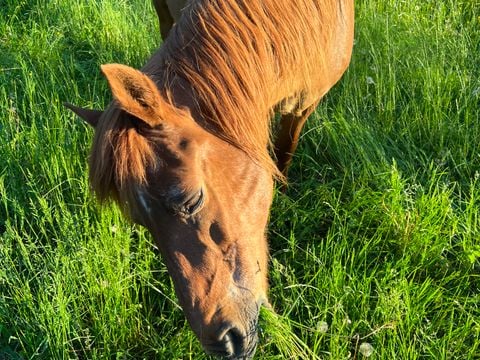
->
[[64, 102, 103, 128], [100, 63, 163, 127]]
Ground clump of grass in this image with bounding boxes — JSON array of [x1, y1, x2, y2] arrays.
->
[[258, 307, 321, 359]]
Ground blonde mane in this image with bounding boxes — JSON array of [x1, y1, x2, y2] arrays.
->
[[91, 0, 340, 199]]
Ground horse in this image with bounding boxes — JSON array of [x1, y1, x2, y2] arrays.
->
[[66, 0, 354, 358]]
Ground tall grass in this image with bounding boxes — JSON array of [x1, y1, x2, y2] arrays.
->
[[1, 0, 479, 358]]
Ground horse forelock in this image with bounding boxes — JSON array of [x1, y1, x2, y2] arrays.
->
[[88, 106, 157, 204]]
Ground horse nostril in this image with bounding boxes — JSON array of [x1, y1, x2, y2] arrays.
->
[[203, 324, 258, 359], [222, 327, 245, 357]]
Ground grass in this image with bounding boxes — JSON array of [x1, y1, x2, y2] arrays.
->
[[1, 0, 479, 358]]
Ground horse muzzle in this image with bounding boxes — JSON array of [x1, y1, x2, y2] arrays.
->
[[202, 322, 258, 359]]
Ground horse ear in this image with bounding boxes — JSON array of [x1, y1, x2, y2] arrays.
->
[[64, 102, 103, 128], [100, 64, 162, 126]]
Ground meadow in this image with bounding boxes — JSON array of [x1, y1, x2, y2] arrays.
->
[[0, 0, 479, 359]]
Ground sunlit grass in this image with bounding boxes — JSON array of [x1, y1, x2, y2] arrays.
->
[[258, 307, 321, 359], [1, 0, 479, 358]]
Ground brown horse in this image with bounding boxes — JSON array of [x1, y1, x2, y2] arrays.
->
[[66, 0, 354, 358]]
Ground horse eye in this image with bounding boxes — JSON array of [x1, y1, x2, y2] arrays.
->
[[180, 189, 204, 216]]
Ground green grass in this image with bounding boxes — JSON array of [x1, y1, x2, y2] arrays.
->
[[1, 0, 479, 358]]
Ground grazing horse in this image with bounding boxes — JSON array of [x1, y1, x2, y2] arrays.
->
[[66, 0, 354, 358]]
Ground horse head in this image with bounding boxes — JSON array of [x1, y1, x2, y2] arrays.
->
[[67, 64, 272, 359]]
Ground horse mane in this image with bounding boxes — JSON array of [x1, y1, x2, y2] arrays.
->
[[156, 0, 335, 176], [90, 0, 338, 200]]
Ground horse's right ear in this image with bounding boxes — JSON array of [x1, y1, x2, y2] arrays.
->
[[64, 102, 103, 128]]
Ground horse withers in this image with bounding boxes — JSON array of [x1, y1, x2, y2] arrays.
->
[[66, 0, 354, 358]]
